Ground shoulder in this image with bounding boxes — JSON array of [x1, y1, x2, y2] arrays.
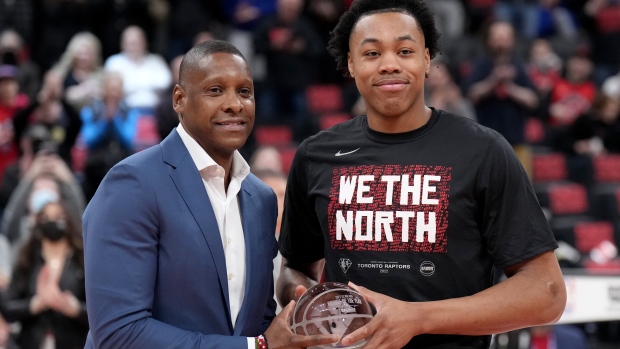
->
[[242, 174, 277, 213], [105, 144, 165, 182], [302, 115, 363, 148], [104, 54, 126, 68], [436, 109, 502, 143], [243, 173, 276, 197]]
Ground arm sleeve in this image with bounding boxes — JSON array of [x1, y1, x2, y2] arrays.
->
[[0, 178, 33, 244], [80, 106, 109, 149], [112, 108, 140, 150], [1, 270, 36, 323], [278, 140, 325, 263], [262, 192, 279, 332], [83, 163, 248, 349], [476, 134, 558, 270]]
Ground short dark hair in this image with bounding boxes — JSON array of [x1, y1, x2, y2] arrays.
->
[[179, 40, 246, 85], [327, 0, 441, 74]]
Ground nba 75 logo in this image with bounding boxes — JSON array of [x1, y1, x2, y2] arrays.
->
[[339, 258, 352, 273]]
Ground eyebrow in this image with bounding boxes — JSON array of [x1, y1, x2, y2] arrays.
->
[[359, 35, 417, 46]]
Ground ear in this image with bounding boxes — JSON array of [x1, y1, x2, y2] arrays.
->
[[347, 52, 354, 78], [425, 48, 431, 77], [172, 84, 185, 115]]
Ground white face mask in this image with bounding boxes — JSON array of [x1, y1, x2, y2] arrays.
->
[[29, 188, 59, 214]]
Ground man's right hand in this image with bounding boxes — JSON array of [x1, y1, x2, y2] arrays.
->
[[263, 300, 339, 349]]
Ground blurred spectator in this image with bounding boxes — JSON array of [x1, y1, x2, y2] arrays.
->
[[602, 67, 620, 99], [253, 169, 287, 235], [223, 0, 277, 81], [536, 0, 579, 40], [104, 25, 171, 114], [0, 29, 41, 100], [193, 31, 216, 46], [0, 0, 33, 44], [527, 38, 563, 119], [165, 0, 213, 60], [249, 145, 284, 173], [1, 201, 88, 349], [12, 69, 82, 166], [252, 168, 287, 312], [464, 20, 539, 176], [155, 54, 183, 140], [548, 53, 596, 127], [0, 65, 29, 186], [494, 0, 540, 39], [559, 93, 620, 156], [1, 153, 85, 263], [427, 0, 466, 42], [425, 59, 476, 121], [52, 32, 104, 112], [31, 0, 95, 73], [80, 71, 139, 200], [527, 38, 563, 101], [304, 0, 346, 84], [90, 0, 157, 59], [584, 0, 620, 85], [254, 0, 323, 127], [1, 125, 54, 214], [463, 0, 497, 34]]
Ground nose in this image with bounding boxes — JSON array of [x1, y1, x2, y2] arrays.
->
[[379, 52, 402, 74], [222, 91, 244, 114]]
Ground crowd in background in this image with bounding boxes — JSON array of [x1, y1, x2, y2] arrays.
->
[[0, 0, 619, 348]]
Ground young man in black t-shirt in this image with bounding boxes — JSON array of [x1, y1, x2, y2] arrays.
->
[[276, 1, 567, 348]]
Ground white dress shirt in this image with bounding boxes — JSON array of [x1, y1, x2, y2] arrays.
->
[[177, 124, 256, 348]]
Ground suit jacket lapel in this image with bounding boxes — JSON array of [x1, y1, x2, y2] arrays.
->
[[162, 130, 233, 330], [234, 183, 259, 335]]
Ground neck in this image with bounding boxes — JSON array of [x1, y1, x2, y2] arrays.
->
[[211, 153, 234, 191], [367, 104, 431, 133], [41, 238, 70, 260]]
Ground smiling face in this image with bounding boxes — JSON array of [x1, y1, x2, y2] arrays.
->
[[347, 11, 430, 125], [173, 52, 255, 164]]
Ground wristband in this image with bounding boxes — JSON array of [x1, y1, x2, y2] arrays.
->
[[256, 334, 268, 349]]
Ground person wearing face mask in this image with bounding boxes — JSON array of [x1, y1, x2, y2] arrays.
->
[[0, 201, 88, 349], [1, 161, 85, 265]]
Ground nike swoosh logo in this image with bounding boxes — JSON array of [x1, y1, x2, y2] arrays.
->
[[335, 148, 361, 156]]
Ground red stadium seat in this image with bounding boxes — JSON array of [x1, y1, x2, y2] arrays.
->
[[593, 155, 620, 183], [573, 221, 615, 253], [532, 153, 568, 182], [306, 84, 344, 114], [253, 125, 293, 146], [548, 183, 588, 215]]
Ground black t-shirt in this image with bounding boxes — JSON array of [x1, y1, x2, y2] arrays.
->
[[279, 108, 557, 349]]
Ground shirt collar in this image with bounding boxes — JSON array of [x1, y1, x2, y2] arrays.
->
[[176, 123, 250, 181]]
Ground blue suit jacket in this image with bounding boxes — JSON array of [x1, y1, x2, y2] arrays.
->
[[83, 129, 278, 348]]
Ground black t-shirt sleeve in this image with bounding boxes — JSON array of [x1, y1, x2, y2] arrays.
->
[[278, 140, 325, 263], [477, 134, 557, 270]]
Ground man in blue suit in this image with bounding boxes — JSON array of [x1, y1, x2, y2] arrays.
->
[[82, 40, 338, 349]]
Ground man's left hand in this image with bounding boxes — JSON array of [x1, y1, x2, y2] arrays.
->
[[341, 282, 420, 349]]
